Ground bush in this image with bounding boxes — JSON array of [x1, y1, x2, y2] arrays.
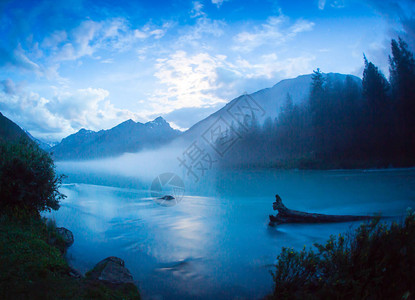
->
[[270, 212, 415, 299], [0, 139, 65, 216]]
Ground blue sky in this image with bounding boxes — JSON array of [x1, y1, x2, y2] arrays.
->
[[0, 0, 414, 141]]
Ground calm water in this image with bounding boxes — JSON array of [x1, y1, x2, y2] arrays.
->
[[46, 165, 415, 299]]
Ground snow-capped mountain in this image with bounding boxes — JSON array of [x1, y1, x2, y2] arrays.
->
[[24, 130, 58, 150]]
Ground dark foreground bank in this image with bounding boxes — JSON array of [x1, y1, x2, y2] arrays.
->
[[0, 213, 140, 299]]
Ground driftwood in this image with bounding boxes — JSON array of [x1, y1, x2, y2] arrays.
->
[[269, 195, 373, 226]]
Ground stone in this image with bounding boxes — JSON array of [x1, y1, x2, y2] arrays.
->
[[159, 195, 175, 200], [56, 227, 74, 247], [87, 256, 134, 284]]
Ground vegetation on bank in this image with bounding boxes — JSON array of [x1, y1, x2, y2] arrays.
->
[[223, 38, 415, 169], [0, 139, 65, 215], [0, 139, 140, 299], [0, 215, 140, 299], [269, 212, 415, 299]]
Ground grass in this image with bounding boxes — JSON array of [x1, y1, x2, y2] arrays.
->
[[269, 211, 415, 299], [0, 214, 140, 300]]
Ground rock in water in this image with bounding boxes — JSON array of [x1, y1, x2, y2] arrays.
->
[[159, 195, 175, 200], [56, 227, 74, 247], [88, 256, 134, 284]]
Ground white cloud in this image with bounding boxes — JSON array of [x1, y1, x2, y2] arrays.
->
[[233, 15, 314, 52], [10, 44, 42, 73], [40, 18, 168, 64], [190, 1, 205, 18], [0, 80, 138, 140], [148, 48, 315, 120], [134, 24, 168, 40], [176, 17, 225, 48], [212, 0, 226, 8], [318, 0, 345, 10], [235, 53, 315, 79], [150, 51, 228, 114]]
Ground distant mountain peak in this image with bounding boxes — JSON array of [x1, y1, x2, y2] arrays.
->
[[152, 117, 167, 124], [146, 116, 168, 127], [78, 128, 95, 134], [122, 119, 136, 125]]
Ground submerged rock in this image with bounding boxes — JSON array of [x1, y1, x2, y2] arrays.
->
[[87, 256, 134, 284], [56, 227, 74, 247], [159, 195, 175, 200]]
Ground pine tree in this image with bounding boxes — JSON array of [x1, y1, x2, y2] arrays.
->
[[309, 68, 327, 155], [362, 55, 391, 160], [389, 38, 415, 159], [363, 55, 390, 112]]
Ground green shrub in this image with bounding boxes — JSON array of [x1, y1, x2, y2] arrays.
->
[[0, 139, 65, 216], [270, 212, 415, 299]]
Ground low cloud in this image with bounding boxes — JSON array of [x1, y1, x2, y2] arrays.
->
[[162, 104, 225, 130]]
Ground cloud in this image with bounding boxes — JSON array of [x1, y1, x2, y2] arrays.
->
[[366, 0, 415, 48], [177, 17, 225, 47], [190, 1, 205, 18], [233, 15, 314, 52], [149, 48, 315, 125], [1, 16, 170, 80], [162, 103, 225, 130], [318, 0, 345, 10], [212, 0, 227, 8], [357, 0, 415, 75], [1, 79, 16, 94], [151, 51, 228, 114], [236, 53, 315, 79], [0, 79, 138, 140], [176, 17, 225, 50], [0, 43, 42, 73]]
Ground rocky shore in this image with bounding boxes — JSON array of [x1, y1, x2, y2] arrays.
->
[[55, 227, 140, 299]]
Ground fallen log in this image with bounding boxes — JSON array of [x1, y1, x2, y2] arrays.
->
[[269, 195, 373, 226]]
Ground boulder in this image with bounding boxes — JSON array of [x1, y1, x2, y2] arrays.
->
[[56, 227, 74, 247], [87, 256, 134, 284]]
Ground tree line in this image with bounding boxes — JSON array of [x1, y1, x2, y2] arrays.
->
[[223, 38, 415, 169]]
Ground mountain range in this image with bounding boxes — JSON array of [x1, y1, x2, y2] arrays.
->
[[0, 73, 361, 161], [49, 117, 180, 160]]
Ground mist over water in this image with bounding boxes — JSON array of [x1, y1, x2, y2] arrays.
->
[[46, 156, 415, 299]]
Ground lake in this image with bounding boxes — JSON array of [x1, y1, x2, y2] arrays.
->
[[45, 164, 415, 299]]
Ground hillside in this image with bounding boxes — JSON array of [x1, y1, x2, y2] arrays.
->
[[0, 112, 32, 144]]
